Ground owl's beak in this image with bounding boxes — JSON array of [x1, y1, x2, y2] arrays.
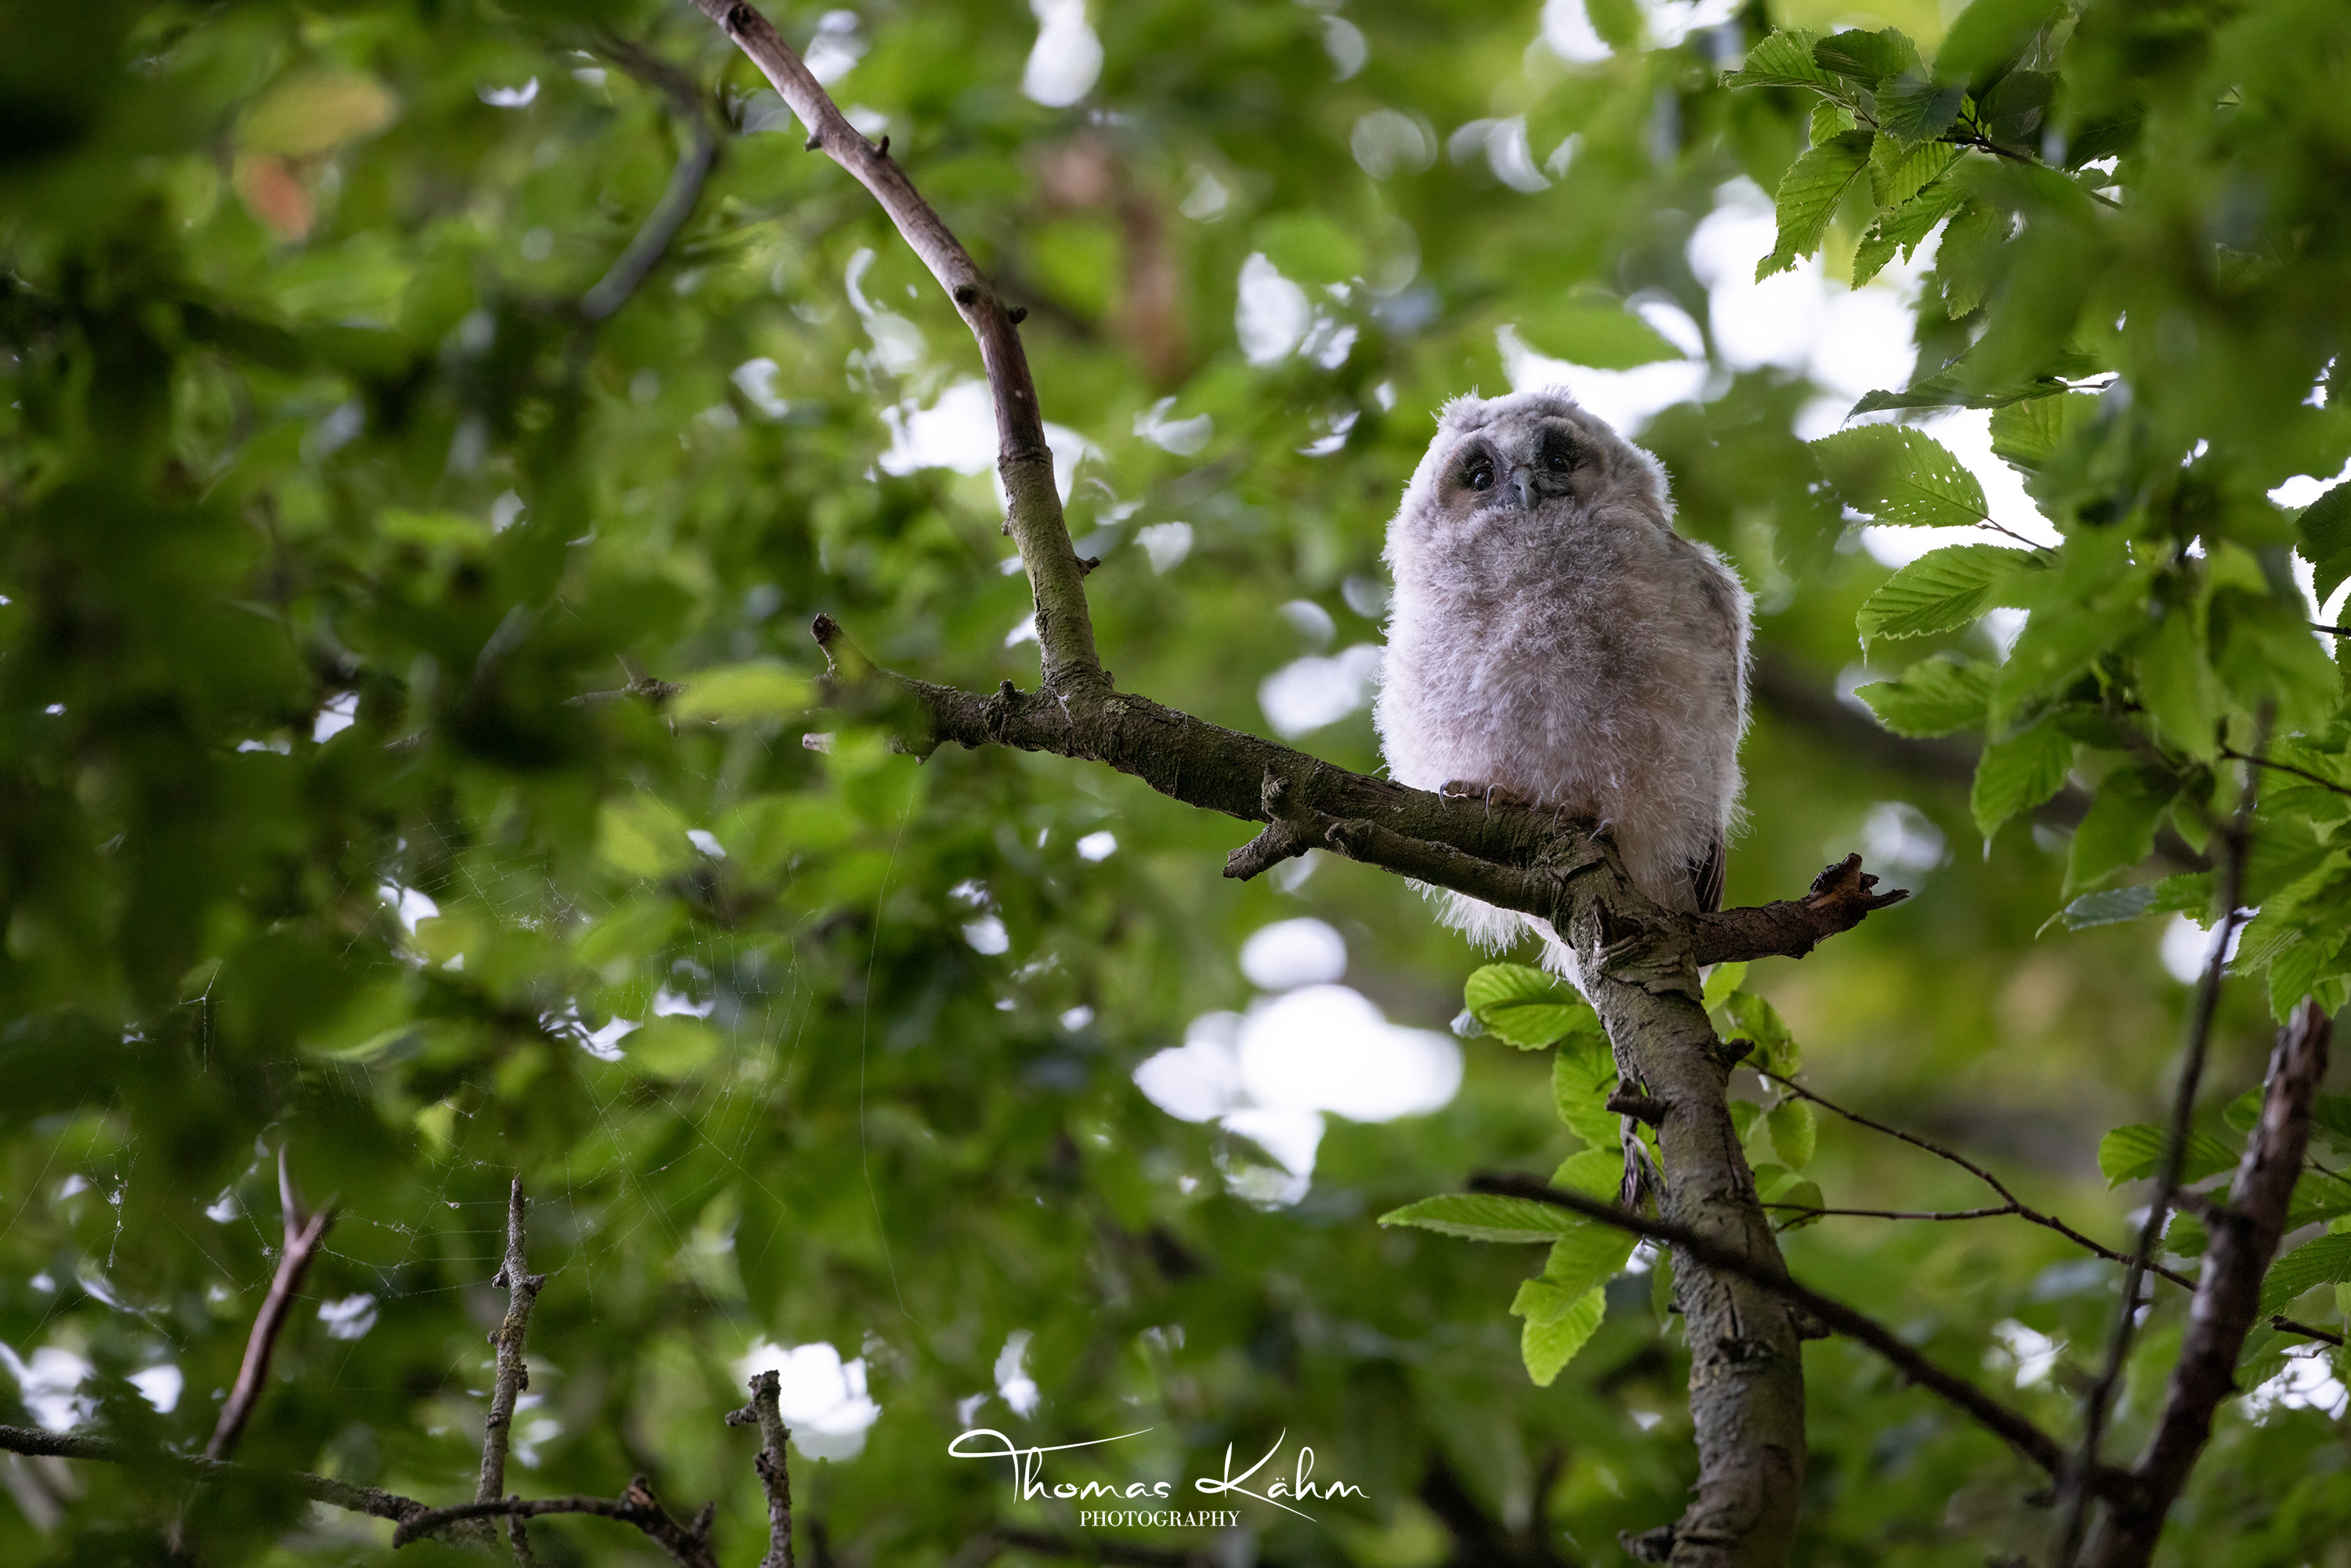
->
[[1511, 465, 1536, 510]]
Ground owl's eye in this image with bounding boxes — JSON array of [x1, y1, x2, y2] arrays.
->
[[1539, 429, 1581, 475], [1462, 455, 1495, 491]]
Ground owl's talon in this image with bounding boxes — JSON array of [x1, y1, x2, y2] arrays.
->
[[1588, 817, 1615, 845], [1438, 780, 1538, 813]]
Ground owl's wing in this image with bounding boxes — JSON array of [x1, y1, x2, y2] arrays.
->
[[1690, 837, 1726, 915]]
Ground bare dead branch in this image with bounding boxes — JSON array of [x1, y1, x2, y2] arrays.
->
[[2084, 1000, 2333, 1568], [1686, 854, 1909, 965], [207, 1147, 336, 1461], [1756, 1070, 2197, 1291], [392, 1476, 721, 1566], [0, 1423, 426, 1523], [688, 0, 1101, 693], [726, 1370, 796, 1568], [1465, 1172, 2137, 1504], [478, 1179, 547, 1518], [2060, 721, 2266, 1566]]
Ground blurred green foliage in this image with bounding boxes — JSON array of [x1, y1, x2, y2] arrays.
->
[[4, 1, 2350, 1565]]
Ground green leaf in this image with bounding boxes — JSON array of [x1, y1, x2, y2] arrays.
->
[[1858, 544, 2034, 643], [1988, 393, 2099, 472], [670, 662, 816, 724], [2096, 1124, 2241, 1188], [1969, 716, 2074, 838], [1867, 137, 1960, 214], [1465, 962, 1593, 1048], [1854, 177, 1966, 286], [1723, 30, 1836, 90], [1809, 99, 1857, 147], [2287, 1169, 2351, 1232], [2066, 767, 2173, 893], [2314, 1095, 2351, 1148], [2259, 1234, 2351, 1318], [1720, 990, 1802, 1077], [1537, 1221, 1639, 1299], [1552, 1147, 1625, 1200], [1772, 1178, 1827, 1231], [1759, 130, 1875, 281], [1553, 1037, 1622, 1149], [1768, 1098, 1817, 1171], [2212, 590, 2342, 734], [1810, 425, 1993, 529], [2059, 885, 2157, 929], [2300, 480, 2351, 604], [1934, 0, 2063, 83], [1515, 1284, 1606, 1386], [1379, 1193, 1583, 1244], [1979, 69, 2056, 149], [1813, 28, 1920, 87], [1855, 656, 1993, 737], [1990, 606, 2146, 737], [1701, 961, 1749, 1009], [1878, 71, 1965, 146], [1515, 302, 1684, 371], [1936, 199, 2009, 318]]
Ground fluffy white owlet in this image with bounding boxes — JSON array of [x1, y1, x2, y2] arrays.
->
[[1374, 389, 1752, 965]]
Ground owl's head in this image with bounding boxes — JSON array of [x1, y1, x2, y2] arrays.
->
[[1388, 388, 1672, 563]]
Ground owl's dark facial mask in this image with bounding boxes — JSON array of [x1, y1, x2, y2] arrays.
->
[[1441, 421, 1599, 514]]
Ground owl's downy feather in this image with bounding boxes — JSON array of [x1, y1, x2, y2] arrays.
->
[[1373, 388, 1751, 979]]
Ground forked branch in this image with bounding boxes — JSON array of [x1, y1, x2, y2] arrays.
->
[[1466, 1173, 2137, 1502]]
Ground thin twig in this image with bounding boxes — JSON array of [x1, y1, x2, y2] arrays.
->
[[2219, 744, 2351, 800], [478, 1179, 548, 1523], [1464, 1173, 2135, 1502], [0, 1424, 426, 1523], [2059, 716, 2267, 1566], [1757, 1070, 2196, 1291], [688, 0, 1103, 694], [2271, 1315, 2346, 1347], [392, 1477, 721, 1566], [208, 1147, 337, 1461], [726, 1371, 796, 1568], [581, 34, 719, 323], [2086, 1001, 2332, 1567], [1762, 1203, 2020, 1222]]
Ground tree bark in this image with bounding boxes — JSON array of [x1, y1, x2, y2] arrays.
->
[[691, 11, 1916, 1561]]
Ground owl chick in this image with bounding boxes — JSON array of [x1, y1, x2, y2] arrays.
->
[[1374, 389, 1751, 968]]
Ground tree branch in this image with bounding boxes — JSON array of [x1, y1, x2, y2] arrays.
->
[[207, 1147, 335, 1461], [0, 1425, 426, 1523], [581, 34, 719, 324], [2271, 1315, 2346, 1347], [478, 1177, 548, 1557], [725, 1370, 796, 1568], [391, 1477, 721, 1566], [2085, 1000, 2333, 1568], [688, 0, 1102, 693], [1756, 1070, 2197, 1291], [1686, 854, 1908, 965], [2059, 722, 2265, 1566], [810, 617, 1904, 969], [689, 14, 1907, 1563], [1466, 1174, 2138, 1505]]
